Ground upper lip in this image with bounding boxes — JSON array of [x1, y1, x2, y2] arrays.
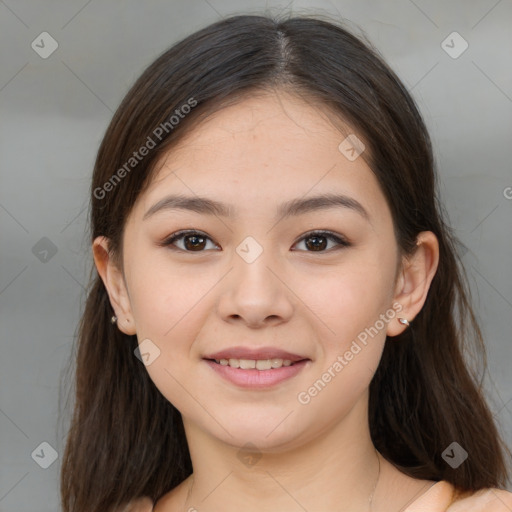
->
[[204, 346, 309, 362]]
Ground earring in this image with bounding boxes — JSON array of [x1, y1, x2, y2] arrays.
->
[[398, 317, 410, 326], [111, 315, 118, 324]]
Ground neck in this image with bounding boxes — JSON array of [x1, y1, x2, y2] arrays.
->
[[182, 398, 382, 512]]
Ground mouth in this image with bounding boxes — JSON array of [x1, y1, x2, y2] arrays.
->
[[207, 357, 306, 370], [203, 347, 311, 388], [204, 346, 309, 364]]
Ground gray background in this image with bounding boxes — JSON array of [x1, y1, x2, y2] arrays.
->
[[1, 0, 511, 510]]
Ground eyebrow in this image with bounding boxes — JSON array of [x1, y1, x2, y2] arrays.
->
[[143, 193, 370, 222]]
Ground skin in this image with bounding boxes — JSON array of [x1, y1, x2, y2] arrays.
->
[[94, 91, 439, 512]]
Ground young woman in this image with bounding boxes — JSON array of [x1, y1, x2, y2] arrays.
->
[[60, 14, 512, 512]]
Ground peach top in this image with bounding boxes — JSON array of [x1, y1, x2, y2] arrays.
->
[[404, 481, 512, 511], [126, 481, 512, 511]]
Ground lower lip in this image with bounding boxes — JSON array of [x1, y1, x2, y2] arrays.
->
[[204, 360, 309, 388]]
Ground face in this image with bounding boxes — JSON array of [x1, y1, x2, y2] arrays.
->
[[107, 91, 406, 451]]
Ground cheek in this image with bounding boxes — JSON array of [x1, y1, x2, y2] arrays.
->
[[125, 256, 212, 411], [304, 254, 396, 350], [295, 263, 393, 415], [127, 252, 214, 341]]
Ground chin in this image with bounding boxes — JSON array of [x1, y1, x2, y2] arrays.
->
[[200, 410, 313, 452]]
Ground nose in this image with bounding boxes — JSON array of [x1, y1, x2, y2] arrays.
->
[[216, 249, 294, 328]]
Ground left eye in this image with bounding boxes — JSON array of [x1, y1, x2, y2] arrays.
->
[[160, 230, 350, 253], [292, 231, 350, 252]]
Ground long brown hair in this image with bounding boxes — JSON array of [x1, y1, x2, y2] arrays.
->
[[60, 14, 510, 511]]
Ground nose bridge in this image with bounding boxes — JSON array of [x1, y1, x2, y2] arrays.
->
[[232, 236, 281, 301], [216, 235, 294, 326]]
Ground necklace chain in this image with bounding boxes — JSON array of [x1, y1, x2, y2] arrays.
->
[[369, 450, 381, 511]]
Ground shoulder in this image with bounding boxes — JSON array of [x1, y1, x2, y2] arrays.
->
[[122, 496, 154, 512], [404, 481, 512, 511], [152, 477, 192, 511], [448, 487, 512, 511], [120, 477, 191, 512]]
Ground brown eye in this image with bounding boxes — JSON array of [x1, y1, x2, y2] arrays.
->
[[305, 234, 328, 251], [183, 234, 206, 251], [293, 231, 350, 252], [161, 230, 219, 252]]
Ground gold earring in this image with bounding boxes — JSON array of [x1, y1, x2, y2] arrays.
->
[[111, 315, 118, 324], [398, 317, 410, 326]]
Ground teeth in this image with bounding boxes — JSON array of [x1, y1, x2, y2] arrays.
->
[[214, 358, 294, 370], [256, 359, 272, 370]]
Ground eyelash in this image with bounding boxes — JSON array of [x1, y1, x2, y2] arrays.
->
[[159, 229, 351, 253]]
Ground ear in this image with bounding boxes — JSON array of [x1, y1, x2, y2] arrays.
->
[[387, 231, 439, 337], [92, 236, 137, 335]]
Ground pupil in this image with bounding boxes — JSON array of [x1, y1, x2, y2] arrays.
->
[[306, 235, 327, 251], [185, 235, 206, 251]]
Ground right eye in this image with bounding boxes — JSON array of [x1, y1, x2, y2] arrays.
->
[[160, 230, 220, 252]]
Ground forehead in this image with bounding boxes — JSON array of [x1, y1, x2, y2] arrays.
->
[[163, 91, 354, 159], [132, 91, 387, 222]]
